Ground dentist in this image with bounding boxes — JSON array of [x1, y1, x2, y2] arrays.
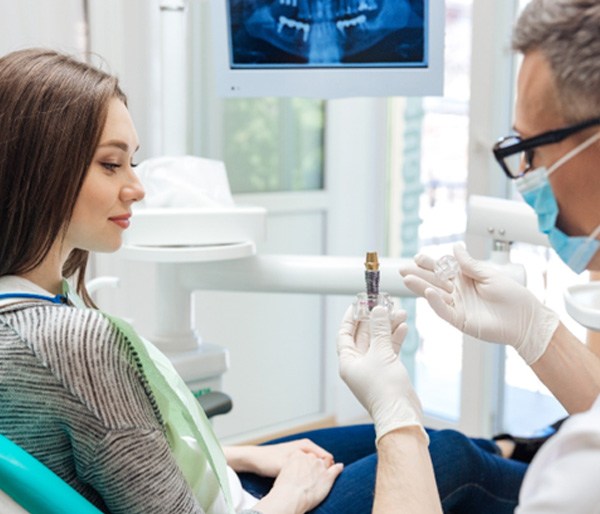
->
[[338, 0, 600, 512]]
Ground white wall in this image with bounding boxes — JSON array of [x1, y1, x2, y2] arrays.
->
[[0, 0, 85, 55], [87, 0, 163, 161]]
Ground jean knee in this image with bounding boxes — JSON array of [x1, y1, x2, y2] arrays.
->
[[429, 430, 485, 476], [431, 429, 476, 452]]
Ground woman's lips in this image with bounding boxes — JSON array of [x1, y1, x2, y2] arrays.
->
[[109, 215, 131, 229]]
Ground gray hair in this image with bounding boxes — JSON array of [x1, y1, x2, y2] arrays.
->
[[513, 0, 600, 122]]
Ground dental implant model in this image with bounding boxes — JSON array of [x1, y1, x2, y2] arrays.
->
[[364, 251, 380, 310], [352, 251, 393, 321]]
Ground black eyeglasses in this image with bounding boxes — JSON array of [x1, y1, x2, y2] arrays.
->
[[493, 117, 600, 179]]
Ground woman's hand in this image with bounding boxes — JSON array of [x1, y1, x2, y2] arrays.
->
[[252, 449, 344, 514], [224, 439, 334, 477]]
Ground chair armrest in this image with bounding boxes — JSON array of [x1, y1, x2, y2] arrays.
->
[[196, 391, 233, 418]]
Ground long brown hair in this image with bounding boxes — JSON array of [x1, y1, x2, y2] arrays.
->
[[0, 48, 127, 306]]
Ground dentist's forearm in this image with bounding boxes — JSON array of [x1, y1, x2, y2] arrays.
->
[[532, 322, 600, 414], [374, 427, 442, 514]]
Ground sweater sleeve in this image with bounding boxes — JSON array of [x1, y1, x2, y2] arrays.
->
[[16, 305, 207, 513], [86, 428, 205, 514]]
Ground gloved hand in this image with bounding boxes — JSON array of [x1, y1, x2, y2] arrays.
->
[[337, 306, 428, 444], [399, 243, 560, 365]]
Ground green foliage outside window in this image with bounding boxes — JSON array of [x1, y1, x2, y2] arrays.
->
[[222, 98, 325, 194]]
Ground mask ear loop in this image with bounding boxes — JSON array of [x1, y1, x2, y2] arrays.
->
[[586, 224, 600, 243], [568, 223, 600, 272], [548, 131, 600, 175]]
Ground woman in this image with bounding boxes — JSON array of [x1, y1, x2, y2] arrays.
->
[[0, 47, 351, 514]]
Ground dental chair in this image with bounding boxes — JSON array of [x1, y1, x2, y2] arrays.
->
[[195, 390, 233, 418], [0, 434, 102, 514], [0, 393, 231, 513]]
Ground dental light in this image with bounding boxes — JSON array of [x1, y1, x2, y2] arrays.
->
[[467, 194, 549, 249], [466, 194, 549, 285]]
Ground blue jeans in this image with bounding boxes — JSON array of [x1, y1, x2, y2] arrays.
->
[[239, 425, 527, 513]]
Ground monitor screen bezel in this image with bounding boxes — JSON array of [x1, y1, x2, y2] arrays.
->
[[211, 0, 445, 98]]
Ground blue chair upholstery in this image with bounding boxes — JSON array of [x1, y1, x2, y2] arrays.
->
[[0, 435, 102, 514]]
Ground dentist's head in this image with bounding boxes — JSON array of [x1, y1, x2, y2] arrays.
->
[[493, 0, 600, 272], [0, 48, 142, 304]]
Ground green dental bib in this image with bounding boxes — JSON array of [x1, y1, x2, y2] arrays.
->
[[64, 284, 234, 513]]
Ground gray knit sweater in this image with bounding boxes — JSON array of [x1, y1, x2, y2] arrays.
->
[[0, 300, 211, 513]]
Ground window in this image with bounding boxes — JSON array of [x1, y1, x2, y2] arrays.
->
[[389, 0, 473, 422], [498, 0, 586, 435], [189, 1, 325, 195], [221, 98, 324, 194]]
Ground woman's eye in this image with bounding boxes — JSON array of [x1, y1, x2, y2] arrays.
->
[[101, 162, 120, 171]]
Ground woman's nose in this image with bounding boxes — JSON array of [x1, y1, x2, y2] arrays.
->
[[122, 172, 145, 203]]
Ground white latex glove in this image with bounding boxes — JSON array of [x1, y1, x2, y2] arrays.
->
[[337, 306, 428, 444], [399, 243, 560, 365]]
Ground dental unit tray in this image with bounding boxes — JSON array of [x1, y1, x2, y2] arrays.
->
[[564, 282, 600, 331], [123, 206, 267, 247]]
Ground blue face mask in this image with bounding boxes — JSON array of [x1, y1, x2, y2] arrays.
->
[[516, 132, 600, 274]]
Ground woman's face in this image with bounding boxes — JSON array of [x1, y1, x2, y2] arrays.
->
[[65, 98, 144, 253]]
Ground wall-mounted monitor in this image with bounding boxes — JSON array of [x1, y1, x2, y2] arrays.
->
[[211, 0, 445, 98]]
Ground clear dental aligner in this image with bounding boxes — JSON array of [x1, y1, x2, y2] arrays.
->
[[434, 254, 459, 281], [353, 251, 393, 321]]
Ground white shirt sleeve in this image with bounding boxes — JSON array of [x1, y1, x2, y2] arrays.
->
[[516, 397, 600, 514]]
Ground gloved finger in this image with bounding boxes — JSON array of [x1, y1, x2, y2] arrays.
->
[[453, 243, 493, 282], [390, 308, 407, 331], [391, 321, 408, 355], [337, 337, 360, 372], [424, 287, 458, 327], [397, 255, 436, 277], [355, 319, 370, 353], [414, 253, 437, 271], [337, 306, 359, 356], [399, 262, 454, 293], [369, 306, 396, 355], [338, 306, 357, 337], [403, 274, 453, 298]]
